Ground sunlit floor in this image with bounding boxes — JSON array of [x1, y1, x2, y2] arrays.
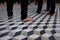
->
[[0, 3, 60, 40]]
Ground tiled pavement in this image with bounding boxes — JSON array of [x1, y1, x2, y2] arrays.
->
[[0, 3, 60, 40]]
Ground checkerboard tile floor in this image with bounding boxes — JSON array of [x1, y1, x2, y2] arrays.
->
[[0, 3, 60, 40]]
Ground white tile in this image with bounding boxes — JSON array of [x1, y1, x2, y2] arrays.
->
[[45, 28, 53, 34], [28, 34, 40, 40], [34, 28, 44, 35], [54, 33, 60, 40], [21, 29, 33, 36], [13, 35, 27, 40], [18, 25, 27, 30], [41, 33, 52, 40], [55, 28, 60, 33], [0, 36, 12, 40], [8, 29, 21, 37]]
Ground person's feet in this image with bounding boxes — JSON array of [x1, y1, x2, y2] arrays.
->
[[8, 16, 13, 19], [35, 2, 37, 5], [36, 11, 41, 14], [48, 12, 55, 16], [22, 16, 33, 22], [43, 10, 49, 12]]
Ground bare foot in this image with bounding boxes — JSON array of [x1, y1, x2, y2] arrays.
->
[[48, 12, 55, 16], [22, 16, 33, 22], [8, 16, 13, 19]]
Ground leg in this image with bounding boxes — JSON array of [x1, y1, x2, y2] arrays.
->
[[20, 0, 28, 20], [37, 0, 43, 13], [17, 0, 20, 4], [7, 0, 13, 19], [35, 0, 38, 5], [0, 1, 1, 4], [46, 0, 51, 11], [20, 0, 32, 22], [49, 0, 56, 15], [2, 0, 4, 4], [50, 0, 56, 13]]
